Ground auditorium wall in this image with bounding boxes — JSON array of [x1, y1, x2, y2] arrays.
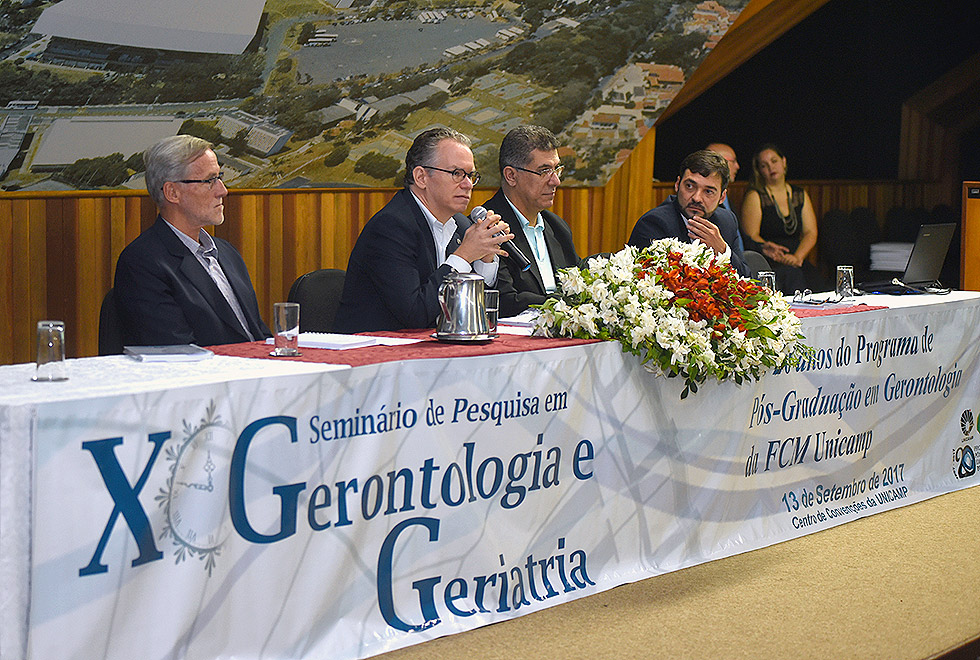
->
[[0, 177, 943, 365]]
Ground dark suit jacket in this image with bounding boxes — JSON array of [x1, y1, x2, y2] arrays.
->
[[627, 195, 750, 277], [113, 217, 271, 346], [482, 189, 581, 317], [334, 188, 464, 333]]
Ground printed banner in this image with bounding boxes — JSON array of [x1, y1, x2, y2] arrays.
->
[[29, 299, 980, 659]]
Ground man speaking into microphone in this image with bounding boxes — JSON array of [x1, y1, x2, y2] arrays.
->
[[483, 125, 582, 316], [335, 127, 513, 333]]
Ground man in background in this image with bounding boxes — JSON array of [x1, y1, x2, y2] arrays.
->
[[114, 135, 270, 346], [335, 127, 513, 333], [706, 141, 745, 252], [628, 150, 750, 277], [482, 125, 581, 317]]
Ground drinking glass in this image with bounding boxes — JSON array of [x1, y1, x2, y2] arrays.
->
[[33, 320, 69, 381], [836, 265, 855, 299], [270, 302, 301, 356], [757, 271, 777, 294], [484, 289, 499, 335]]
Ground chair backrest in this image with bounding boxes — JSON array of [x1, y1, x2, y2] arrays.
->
[[98, 288, 125, 355], [287, 269, 346, 333], [742, 250, 772, 279]]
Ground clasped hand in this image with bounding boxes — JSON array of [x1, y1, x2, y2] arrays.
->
[[761, 241, 803, 267], [456, 212, 514, 263]]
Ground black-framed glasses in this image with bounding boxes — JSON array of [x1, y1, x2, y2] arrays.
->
[[175, 173, 224, 189], [423, 166, 480, 185], [510, 164, 564, 179]]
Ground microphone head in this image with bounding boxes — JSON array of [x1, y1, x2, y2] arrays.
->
[[470, 205, 487, 222]]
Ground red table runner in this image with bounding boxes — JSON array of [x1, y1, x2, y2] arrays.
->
[[210, 330, 599, 367], [792, 304, 888, 317], [210, 305, 888, 367]]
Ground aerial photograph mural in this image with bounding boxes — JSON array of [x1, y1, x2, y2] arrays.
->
[[0, 0, 747, 191]]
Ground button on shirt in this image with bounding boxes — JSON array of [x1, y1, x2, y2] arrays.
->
[[506, 197, 556, 293], [410, 191, 497, 285], [164, 220, 255, 341]]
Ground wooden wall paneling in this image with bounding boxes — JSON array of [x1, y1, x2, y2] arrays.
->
[[0, 180, 949, 364], [962, 182, 980, 292], [290, 191, 318, 293], [45, 198, 71, 356], [265, 192, 287, 310], [73, 197, 104, 357], [0, 198, 13, 365], [567, 187, 596, 257], [330, 190, 354, 269]]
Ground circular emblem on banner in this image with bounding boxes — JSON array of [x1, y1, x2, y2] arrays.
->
[[961, 409, 974, 436], [160, 401, 233, 574]]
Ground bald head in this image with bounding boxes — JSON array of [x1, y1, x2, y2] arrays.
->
[[706, 143, 739, 182]]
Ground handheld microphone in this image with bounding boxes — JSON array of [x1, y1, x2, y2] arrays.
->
[[469, 205, 532, 272]]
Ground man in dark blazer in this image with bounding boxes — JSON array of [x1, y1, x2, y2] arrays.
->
[[628, 150, 751, 277], [335, 127, 513, 333], [114, 135, 270, 346], [482, 125, 581, 317], [706, 142, 745, 253]]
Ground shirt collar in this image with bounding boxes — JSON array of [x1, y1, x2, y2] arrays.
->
[[411, 190, 457, 238], [504, 195, 541, 231], [164, 219, 216, 254]]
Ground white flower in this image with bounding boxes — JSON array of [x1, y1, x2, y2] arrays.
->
[[533, 242, 810, 398]]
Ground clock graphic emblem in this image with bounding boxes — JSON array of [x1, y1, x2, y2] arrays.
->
[[157, 401, 233, 574]]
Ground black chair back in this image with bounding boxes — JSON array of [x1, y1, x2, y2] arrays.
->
[[742, 250, 772, 279], [98, 288, 125, 355], [287, 269, 346, 333]]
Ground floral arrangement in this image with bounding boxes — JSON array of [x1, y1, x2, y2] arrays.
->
[[533, 239, 812, 398]]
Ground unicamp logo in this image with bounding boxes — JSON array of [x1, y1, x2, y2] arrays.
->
[[953, 408, 977, 480]]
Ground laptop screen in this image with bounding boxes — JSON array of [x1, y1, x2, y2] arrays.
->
[[902, 222, 955, 285]]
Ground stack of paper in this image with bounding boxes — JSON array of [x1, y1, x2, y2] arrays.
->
[[265, 333, 378, 350], [498, 310, 539, 327]]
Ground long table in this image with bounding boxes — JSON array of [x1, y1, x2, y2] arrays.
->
[[2, 292, 979, 660]]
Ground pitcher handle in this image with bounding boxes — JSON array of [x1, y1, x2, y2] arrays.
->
[[438, 279, 455, 326]]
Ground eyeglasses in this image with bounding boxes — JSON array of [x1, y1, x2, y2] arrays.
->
[[175, 173, 224, 189], [511, 164, 564, 179], [423, 166, 480, 185]]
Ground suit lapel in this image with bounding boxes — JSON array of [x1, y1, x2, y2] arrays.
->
[[401, 189, 440, 273], [489, 190, 545, 292], [152, 219, 245, 337]]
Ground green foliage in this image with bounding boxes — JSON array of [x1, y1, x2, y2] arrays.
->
[[0, 51, 263, 107], [354, 152, 401, 181], [125, 152, 145, 172], [178, 119, 223, 145], [60, 153, 131, 188], [323, 144, 350, 167], [298, 22, 316, 44]]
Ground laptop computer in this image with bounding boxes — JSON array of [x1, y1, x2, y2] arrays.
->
[[857, 222, 956, 294]]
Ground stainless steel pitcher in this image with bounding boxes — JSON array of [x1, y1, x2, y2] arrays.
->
[[437, 271, 490, 338]]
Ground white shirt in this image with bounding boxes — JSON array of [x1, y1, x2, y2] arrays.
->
[[410, 191, 497, 285], [505, 196, 557, 293], [164, 220, 254, 341]]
